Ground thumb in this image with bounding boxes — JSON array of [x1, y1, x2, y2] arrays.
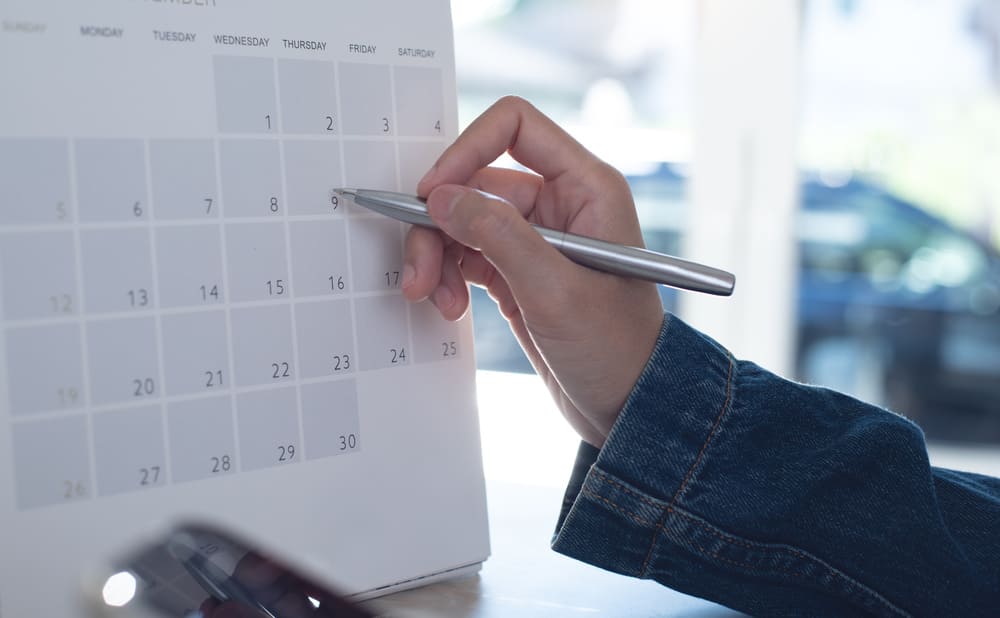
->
[[425, 185, 569, 298]]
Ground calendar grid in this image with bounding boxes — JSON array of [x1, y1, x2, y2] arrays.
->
[[2, 55, 461, 509], [389, 63, 419, 373], [336, 59, 365, 432], [271, 55, 308, 463], [212, 129, 245, 478], [65, 134, 98, 502], [142, 136, 173, 489]]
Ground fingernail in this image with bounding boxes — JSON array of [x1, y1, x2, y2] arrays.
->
[[401, 263, 416, 290], [429, 185, 467, 220], [432, 285, 455, 310]]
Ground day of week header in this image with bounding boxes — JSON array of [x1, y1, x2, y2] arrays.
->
[[154, 30, 196, 43], [283, 38, 326, 51], [398, 47, 435, 59], [348, 43, 376, 54], [2, 20, 46, 34], [81, 25, 124, 38], [214, 34, 269, 47]]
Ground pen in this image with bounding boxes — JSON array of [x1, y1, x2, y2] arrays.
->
[[336, 188, 736, 296]]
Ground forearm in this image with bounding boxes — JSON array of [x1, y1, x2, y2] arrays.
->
[[551, 314, 1000, 617]]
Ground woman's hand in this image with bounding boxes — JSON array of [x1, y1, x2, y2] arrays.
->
[[403, 97, 664, 447]]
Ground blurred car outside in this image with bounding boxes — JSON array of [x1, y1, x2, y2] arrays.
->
[[470, 162, 1000, 444]]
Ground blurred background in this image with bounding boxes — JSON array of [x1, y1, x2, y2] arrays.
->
[[450, 0, 1000, 484]]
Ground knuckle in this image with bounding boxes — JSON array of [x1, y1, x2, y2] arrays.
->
[[462, 196, 515, 243], [494, 94, 532, 114], [591, 160, 630, 191]]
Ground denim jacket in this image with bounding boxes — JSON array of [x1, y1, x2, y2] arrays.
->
[[551, 314, 1000, 617]]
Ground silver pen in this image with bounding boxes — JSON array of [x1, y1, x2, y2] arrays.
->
[[335, 188, 735, 296]]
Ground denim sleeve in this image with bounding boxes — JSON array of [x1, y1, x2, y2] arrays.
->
[[550, 314, 1000, 617]]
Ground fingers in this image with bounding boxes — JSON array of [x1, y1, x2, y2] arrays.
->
[[434, 240, 469, 320], [417, 96, 598, 195], [424, 184, 571, 317], [402, 226, 470, 319], [463, 166, 543, 217], [401, 225, 443, 302]]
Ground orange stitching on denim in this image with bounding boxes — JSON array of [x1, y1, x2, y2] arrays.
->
[[639, 352, 735, 576], [591, 468, 664, 510], [669, 352, 735, 507], [586, 474, 907, 616], [669, 507, 808, 558], [680, 522, 908, 617], [688, 539, 801, 576], [580, 487, 657, 528], [662, 508, 909, 615]]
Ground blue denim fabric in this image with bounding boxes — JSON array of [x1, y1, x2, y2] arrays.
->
[[551, 314, 1000, 617]]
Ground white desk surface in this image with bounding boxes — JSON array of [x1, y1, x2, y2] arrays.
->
[[362, 480, 744, 618]]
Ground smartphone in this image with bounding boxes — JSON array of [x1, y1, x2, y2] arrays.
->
[[82, 522, 373, 618]]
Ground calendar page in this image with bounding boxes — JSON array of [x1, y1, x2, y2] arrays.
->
[[0, 1, 489, 615]]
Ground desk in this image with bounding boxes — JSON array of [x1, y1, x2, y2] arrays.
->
[[362, 480, 744, 618]]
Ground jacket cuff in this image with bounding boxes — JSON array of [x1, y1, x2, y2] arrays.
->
[[551, 313, 735, 576]]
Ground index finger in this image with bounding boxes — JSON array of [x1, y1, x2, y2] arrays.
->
[[417, 96, 600, 196]]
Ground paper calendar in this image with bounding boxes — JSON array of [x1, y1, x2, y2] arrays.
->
[[0, 1, 490, 615]]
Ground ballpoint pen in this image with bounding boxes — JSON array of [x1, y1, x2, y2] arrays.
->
[[336, 188, 736, 296], [334, 189, 736, 296]]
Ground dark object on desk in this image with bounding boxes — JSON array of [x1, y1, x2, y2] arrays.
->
[[88, 522, 372, 618]]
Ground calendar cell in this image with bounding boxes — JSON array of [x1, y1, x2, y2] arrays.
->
[[397, 141, 445, 194], [294, 299, 354, 378], [342, 141, 397, 195], [161, 311, 229, 396], [86, 317, 159, 406], [300, 379, 360, 459], [354, 295, 410, 370], [338, 62, 394, 135], [219, 140, 283, 218], [5, 323, 84, 415], [213, 55, 278, 134], [289, 220, 349, 297], [167, 396, 237, 483], [80, 228, 155, 314], [75, 139, 148, 223], [349, 218, 403, 293], [236, 387, 300, 471], [12, 416, 92, 509], [283, 140, 343, 216], [224, 223, 289, 302], [92, 405, 167, 496], [230, 304, 295, 386], [410, 299, 462, 363], [149, 140, 219, 220], [393, 66, 445, 137], [155, 225, 225, 308], [278, 59, 338, 134], [0, 138, 71, 225], [0, 231, 77, 320]]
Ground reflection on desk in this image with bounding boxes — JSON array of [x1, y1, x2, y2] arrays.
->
[[362, 481, 744, 618]]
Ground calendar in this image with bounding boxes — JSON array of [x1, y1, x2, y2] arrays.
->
[[0, 1, 489, 615]]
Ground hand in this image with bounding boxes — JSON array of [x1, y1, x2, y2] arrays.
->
[[403, 97, 665, 447]]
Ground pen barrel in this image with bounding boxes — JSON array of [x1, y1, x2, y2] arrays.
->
[[534, 227, 736, 296], [344, 189, 735, 296]]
